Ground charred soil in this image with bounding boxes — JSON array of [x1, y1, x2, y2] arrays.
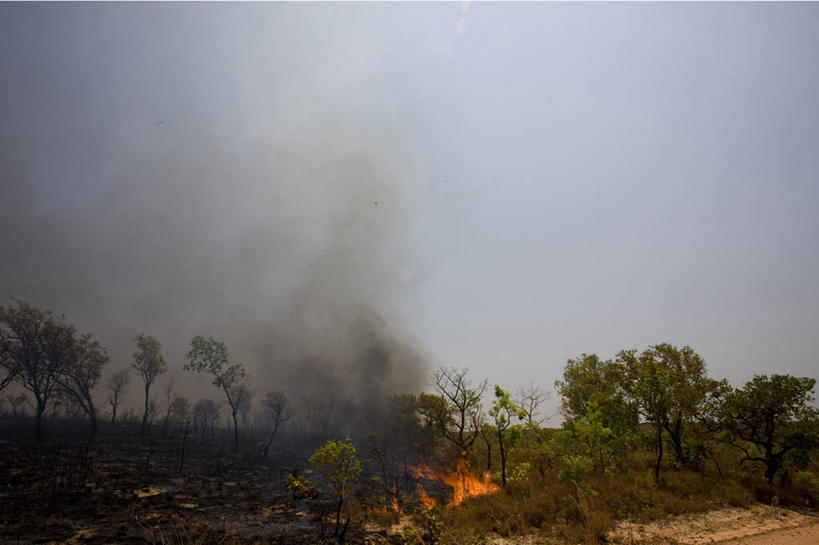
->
[[0, 435, 392, 545]]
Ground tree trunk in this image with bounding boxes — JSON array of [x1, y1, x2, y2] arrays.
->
[[88, 403, 98, 436], [497, 428, 507, 487], [179, 421, 189, 472], [141, 384, 150, 436], [263, 425, 278, 460], [654, 425, 663, 484], [110, 402, 117, 425], [480, 431, 492, 471], [666, 423, 686, 468], [764, 462, 778, 482], [334, 495, 343, 537], [764, 448, 781, 483], [36, 401, 45, 442], [231, 407, 239, 454], [163, 406, 172, 436], [708, 449, 724, 480]]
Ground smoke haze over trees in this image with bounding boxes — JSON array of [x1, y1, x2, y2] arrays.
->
[[1, 3, 818, 422], [0, 6, 429, 432]]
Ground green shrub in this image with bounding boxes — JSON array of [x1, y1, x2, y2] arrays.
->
[[782, 470, 819, 507]]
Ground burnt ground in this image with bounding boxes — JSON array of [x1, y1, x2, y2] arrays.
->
[[0, 433, 400, 545]]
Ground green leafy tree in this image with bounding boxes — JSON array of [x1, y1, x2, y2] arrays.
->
[[0, 299, 74, 441], [555, 354, 638, 474], [489, 385, 527, 486], [555, 353, 638, 435], [309, 437, 362, 537], [184, 335, 248, 454], [722, 374, 818, 482], [619, 344, 717, 481], [556, 409, 616, 475], [57, 333, 108, 435], [132, 333, 167, 435]]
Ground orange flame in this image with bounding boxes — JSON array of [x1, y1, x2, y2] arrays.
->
[[368, 496, 401, 514], [414, 457, 499, 507], [417, 484, 436, 509]]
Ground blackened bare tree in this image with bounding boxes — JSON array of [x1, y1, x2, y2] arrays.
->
[[106, 368, 131, 425], [170, 396, 193, 471], [262, 391, 292, 459], [0, 340, 16, 393], [194, 399, 221, 445], [6, 393, 31, 417], [162, 376, 176, 436]]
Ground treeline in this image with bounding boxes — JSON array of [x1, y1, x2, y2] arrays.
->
[[408, 348, 817, 488], [3, 297, 819, 541], [292, 349, 819, 542], [0, 299, 292, 459]]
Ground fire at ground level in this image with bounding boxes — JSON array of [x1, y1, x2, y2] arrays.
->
[[0, 432, 500, 545]]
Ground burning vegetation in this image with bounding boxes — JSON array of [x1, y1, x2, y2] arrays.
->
[[414, 457, 500, 507], [1, 298, 818, 545]]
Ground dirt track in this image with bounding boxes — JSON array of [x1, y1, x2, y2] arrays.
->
[[718, 522, 819, 545], [610, 505, 819, 545]]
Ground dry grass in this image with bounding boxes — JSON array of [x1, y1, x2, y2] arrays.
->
[[412, 460, 815, 544]]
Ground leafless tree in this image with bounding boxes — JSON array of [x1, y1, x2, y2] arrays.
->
[[194, 399, 221, 445], [106, 368, 131, 425], [418, 366, 487, 455], [6, 393, 31, 417], [170, 396, 193, 471], [51, 388, 83, 420], [478, 421, 493, 471], [300, 394, 335, 440], [515, 382, 552, 428], [162, 376, 176, 436], [262, 391, 292, 459], [0, 343, 16, 393]]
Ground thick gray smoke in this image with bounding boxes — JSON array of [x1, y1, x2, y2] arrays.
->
[[1, 123, 427, 433], [0, 2, 429, 432]]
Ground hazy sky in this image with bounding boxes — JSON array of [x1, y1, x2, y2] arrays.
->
[[1, 3, 818, 418]]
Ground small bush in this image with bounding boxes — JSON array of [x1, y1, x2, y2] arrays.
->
[[780, 470, 819, 507], [583, 506, 611, 545]]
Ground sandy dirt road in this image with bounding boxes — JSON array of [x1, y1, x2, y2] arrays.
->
[[610, 504, 819, 545], [717, 523, 819, 544]]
